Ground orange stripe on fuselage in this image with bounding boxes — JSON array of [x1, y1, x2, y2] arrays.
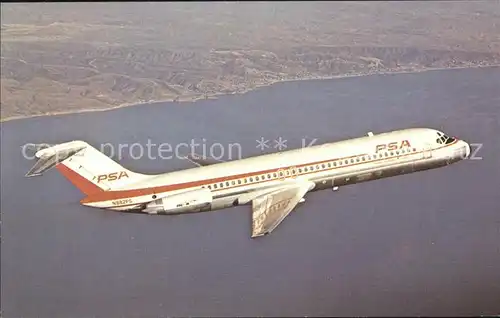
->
[[80, 153, 364, 204], [81, 139, 459, 205], [56, 163, 104, 195]]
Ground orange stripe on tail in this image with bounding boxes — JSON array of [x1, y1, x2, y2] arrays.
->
[[56, 163, 104, 195]]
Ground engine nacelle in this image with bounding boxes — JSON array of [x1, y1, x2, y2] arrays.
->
[[143, 188, 212, 214]]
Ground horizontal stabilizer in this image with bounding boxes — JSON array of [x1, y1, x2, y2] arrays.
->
[[25, 155, 58, 177], [24, 141, 87, 177], [22, 143, 53, 158]]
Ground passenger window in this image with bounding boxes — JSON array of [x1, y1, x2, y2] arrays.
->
[[321, 164, 325, 169], [390, 152, 394, 156], [304, 167, 308, 172], [356, 157, 360, 162], [345, 160, 349, 164], [267, 174, 271, 179], [249, 177, 253, 182], [214, 184, 218, 189], [226, 181, 230, 186], [298, 168, 302, 173], [238, 180, 242, 185], [350, 159, 354, 163]]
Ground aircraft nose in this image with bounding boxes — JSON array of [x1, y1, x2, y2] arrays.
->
[[461, 140, 471, 159]]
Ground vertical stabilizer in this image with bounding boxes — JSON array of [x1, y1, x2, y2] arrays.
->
[[25, 141, 148, 194]]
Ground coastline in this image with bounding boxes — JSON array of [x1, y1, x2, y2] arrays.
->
[[1, 64, 498, 124]]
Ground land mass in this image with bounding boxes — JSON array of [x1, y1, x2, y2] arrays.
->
[[1, 2, 499, 121]]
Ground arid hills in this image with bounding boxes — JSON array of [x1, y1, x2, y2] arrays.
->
[[1, 2, 499, 121]]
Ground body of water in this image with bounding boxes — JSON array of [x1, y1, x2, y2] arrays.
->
[[1, 67, 500, 317]]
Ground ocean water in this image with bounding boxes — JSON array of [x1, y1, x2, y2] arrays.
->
[[1, 67, 499, 317]]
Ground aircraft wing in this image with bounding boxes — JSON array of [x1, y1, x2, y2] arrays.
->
[[183, 153, 226, 167], [251, 181, 314, 238]]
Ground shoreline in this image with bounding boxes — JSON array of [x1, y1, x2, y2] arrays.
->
[[1, 64, 498, 124]]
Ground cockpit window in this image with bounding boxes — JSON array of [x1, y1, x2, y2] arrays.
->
[[436, 132, 456, 145]]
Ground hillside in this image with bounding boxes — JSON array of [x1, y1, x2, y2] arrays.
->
[[1, 2, 499, 120]]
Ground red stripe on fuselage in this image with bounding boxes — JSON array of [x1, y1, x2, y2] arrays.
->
[[80, 152, 364, 204], [81, 140, 459, 204]]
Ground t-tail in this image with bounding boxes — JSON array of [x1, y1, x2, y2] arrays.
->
[[24, 141, 147, 195]]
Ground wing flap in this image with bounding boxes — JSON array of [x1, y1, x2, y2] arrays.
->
[[251, 182, 314, 238]]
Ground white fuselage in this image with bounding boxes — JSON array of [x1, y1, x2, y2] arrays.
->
[[80, 128, 470, 213]]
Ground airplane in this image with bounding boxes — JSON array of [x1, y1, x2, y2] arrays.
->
[[24, 128, 470, 238]]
